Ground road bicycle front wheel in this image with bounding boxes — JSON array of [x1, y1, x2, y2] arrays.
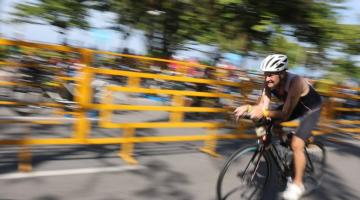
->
[[303, 141, 326, 193], [216, 145, 271, 200]]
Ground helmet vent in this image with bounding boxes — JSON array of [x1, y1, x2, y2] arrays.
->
[[265, 57, 275, 69], [276, 63, 285, 69]]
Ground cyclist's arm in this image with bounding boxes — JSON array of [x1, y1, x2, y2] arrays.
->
[[247, 88, 271, 119], [258, 88, 271, 109], [267, 77, 305, 121], [234, 88, 269, 119]]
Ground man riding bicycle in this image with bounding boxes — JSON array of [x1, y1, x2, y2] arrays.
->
[[234, 54, 322, 200]]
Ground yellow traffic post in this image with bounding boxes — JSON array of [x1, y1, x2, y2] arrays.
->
[[99, 89, 113, 127], [127, 77, 141, 88], [18, 142, 32, 172], [320, 98, 330, 123], [74, 111, 90, 141], [76, 48, 93, 106], [119, 128, 138, 164], [199, 127, 219, 157], [328, 85, 340, 120], [18, 126, 32, 172], [73, 48, 92, 141], [170, 95, 185, 122]]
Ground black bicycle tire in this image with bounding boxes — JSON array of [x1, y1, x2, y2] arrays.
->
[[216, 145, 272, 200]]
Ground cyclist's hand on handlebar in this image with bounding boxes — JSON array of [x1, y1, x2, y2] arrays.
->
[[250, 105, 264, 120], [234, 105, 250, 121]]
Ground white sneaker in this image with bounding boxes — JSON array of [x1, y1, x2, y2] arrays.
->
[[282, 183, 305, 200]]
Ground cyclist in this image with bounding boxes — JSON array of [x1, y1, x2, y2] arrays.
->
[[234, 54, 322, 200]]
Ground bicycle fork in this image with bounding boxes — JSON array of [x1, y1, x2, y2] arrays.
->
[[240, 147, 265, 183]]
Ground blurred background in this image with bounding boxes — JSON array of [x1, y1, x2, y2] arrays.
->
[[0, 1, 359, 200], [0, 0, 359, 78]]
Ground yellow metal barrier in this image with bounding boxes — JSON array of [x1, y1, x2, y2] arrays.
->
[[90, 67, 243, 87], [0, 38, 359, 171], [0, 38, 255, 170], [91, 59, 253, 160], [0, 38, 76, 52]]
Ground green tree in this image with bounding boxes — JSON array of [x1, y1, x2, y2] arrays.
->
[[89, 1, 345, 58], [330, 57, 360, 79], [97, 0, 206, 58], [12, 0, 91, 44], [333, 24, 360, 55], [253, 34, 307, 68], [0, 46, 8, 60], [12, 0, 358, 79], [198, 0, 344, 56]]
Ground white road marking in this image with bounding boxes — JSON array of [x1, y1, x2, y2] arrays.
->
[[0, 165, 146, 180]]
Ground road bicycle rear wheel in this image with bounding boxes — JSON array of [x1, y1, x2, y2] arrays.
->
[[216, 145, 271, 200], [303, 141, 326, 193]]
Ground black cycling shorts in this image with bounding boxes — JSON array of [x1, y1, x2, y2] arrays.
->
[[276, 105, 322, 141]]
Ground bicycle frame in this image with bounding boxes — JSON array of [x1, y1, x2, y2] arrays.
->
[[216, 118, 326, 200], [253, 120, 318, 182], [250, 120, 294, 182], [268, 144, 292, 177]]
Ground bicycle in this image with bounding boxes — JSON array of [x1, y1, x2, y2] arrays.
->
[[216, 118, 326, 200]]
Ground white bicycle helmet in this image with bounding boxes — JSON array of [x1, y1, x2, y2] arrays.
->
[[260, 54, 288, 72]]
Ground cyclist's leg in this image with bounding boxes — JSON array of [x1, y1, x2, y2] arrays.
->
[[289, 107, 321, 184], [291, 107, 320, 182], [291, 135, 306, 187], [283, 107, 321, 199]]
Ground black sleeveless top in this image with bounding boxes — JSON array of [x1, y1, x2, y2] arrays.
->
[[271, 72, 322, 117]]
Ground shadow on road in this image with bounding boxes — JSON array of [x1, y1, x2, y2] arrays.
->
[[308, 166, 359, 200], [321, 134, 360, 157], [0, 145, 122, 173], [130, 159, 194, 200], [35, 195, 59, 200]]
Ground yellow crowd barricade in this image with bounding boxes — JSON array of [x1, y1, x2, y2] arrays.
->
[[85, 49, 261, 162], [0, 38, 260, 170], [0, 38, 359, 171], [311, 81, 360, 137], [331, 86, 360, 137]]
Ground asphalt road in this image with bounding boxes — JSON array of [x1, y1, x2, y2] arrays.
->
[[0, 103, 359, 200], [0, 132, 359, 200]]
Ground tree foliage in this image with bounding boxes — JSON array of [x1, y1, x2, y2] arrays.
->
[[331, 57, 360, 79], [12, 0, 91, 44], [89, 1, 345, 57], [96, 0, 212, 57], [332, 24, 360, 55], [10, 0, 359, 78]]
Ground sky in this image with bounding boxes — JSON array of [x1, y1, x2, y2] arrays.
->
[[0, 0, 147, 53], [0, 0, 359, 69]]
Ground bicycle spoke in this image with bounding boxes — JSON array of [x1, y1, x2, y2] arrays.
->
[[250, 151, 264, 182], [217, 146, 271, 200]]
